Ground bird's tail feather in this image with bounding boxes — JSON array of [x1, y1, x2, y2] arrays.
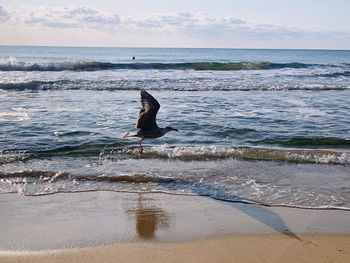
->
[[123, 132, 138, 138]]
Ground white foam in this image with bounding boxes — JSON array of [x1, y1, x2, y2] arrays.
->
[[146, 145, 350, 165], [0, 111, 29, 121]]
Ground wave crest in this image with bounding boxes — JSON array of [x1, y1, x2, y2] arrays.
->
[[1, 81, 349, 92], [117, 146, 350, 165], [0, 59, 312, 72], [2, 145, 349, 165], [0, 170, 175, 184]]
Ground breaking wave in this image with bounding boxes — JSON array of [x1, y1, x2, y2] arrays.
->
[[134, 146, 350, 165], [2, 145, 349, 165], [316, 71, 350, 78], [1, 80, 349, 91], [0, 171, 176, 184], [0, 59, 313, 72]]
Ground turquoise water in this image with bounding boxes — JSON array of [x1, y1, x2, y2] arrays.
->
[[1, 46, 350, 209]]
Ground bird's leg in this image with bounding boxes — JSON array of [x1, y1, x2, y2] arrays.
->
[[138, 138, 143, 154]]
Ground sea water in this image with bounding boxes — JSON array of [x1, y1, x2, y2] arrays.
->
[[1, 46, 350, 209]]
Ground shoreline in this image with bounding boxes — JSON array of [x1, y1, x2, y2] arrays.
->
[[1, 191, 350, 262]]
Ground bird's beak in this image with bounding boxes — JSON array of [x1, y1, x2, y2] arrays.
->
[[172, 128, 179, 132]]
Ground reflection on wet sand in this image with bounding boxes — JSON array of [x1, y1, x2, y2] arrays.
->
[[127, 194, 170, 239]]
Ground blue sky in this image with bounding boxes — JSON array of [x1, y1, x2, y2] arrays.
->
[[1, 0, 350, 49]]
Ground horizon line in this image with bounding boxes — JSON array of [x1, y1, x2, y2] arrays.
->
[[0, 44, 349, 52]]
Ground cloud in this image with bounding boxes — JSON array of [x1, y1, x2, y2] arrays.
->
[[119, 11, 345, 42], [23, 5, 120, 29], [123, 11, 246, 31], [124, 11, 199, 29], [1, 3, 349, 48], [0, 5, 10, 22]]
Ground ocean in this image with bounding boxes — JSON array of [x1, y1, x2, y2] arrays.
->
[[1, 46, 350, 210]]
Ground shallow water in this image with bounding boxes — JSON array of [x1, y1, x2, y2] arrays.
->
[[1, 46, 350, 209]]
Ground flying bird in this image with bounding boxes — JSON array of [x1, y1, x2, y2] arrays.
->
[[123, 89, 178, 154]]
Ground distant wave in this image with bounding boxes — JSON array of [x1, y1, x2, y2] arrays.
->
[[0, 60, 313, 72]]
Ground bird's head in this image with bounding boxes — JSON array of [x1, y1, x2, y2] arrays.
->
[[164, 126, 179, 133]]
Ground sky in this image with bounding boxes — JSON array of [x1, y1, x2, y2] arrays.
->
[[1, 0, 350, 49]]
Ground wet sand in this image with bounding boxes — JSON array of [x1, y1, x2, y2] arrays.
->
[[2, 235, 349, 263], [1, 191, 350, 262]]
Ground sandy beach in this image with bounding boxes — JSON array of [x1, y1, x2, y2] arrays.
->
[[2, 234, 349, 263], [1, 191, 349, 262]]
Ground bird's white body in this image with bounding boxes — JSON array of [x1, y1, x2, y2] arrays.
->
[[123, 127, 175, 139]]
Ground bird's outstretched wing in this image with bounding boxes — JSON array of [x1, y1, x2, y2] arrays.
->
[[136, 89, 160, 130]]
